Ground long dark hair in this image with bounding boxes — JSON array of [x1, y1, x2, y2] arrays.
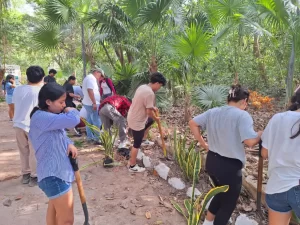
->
[[289, 91, 300, 139], [30, 83, 66, 118], [227, 84, 249, 103]]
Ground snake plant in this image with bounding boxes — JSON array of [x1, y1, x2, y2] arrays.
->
[[172, 153, 229, 225]]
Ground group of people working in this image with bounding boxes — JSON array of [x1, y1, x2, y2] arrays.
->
[[7, 65, 166, 224], [3, 64, 300, 225]]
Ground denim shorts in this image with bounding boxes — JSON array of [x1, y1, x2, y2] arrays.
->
[[5, 95, 13, 104], [38, 176, 72, 199], [266, 185, 300, 217]]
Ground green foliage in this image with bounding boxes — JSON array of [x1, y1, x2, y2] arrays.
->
[[192, 85, 228, 110], [99, 129, 118, 159], [166, 23, 212, 62], [172, 152, 229, 225], [44, 0, 77, 25], [173, 129, 198, 181], [32, 24, 61, 51]]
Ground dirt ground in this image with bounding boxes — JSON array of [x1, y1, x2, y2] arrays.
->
[[0, 102, 186, 225]]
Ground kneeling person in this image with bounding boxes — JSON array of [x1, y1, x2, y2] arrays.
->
[[127, 72, 166, 173], [99, 95, 131, 148]]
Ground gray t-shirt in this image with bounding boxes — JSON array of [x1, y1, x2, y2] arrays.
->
[[262, 111, 300, 194], [193, 106, 258, 164]]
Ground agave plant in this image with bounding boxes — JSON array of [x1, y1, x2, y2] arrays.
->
[[172, 152, 229, 225], [192, 85, 228, 110], [173, 129, 198, 181]]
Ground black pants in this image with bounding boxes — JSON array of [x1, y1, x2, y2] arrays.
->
[[130, 118, 154, 148], [205, 151, 243, 225]]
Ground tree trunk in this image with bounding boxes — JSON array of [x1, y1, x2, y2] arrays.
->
[[286, 37, 295, 102], [115, 47, 124, 66], [126, 51, 134, 64], [101, 42, 115, 70], [184, 91, 191, 123], [149, 55, 158, 73], [253, 34, 267, 84], [81, 23, 87, 77]]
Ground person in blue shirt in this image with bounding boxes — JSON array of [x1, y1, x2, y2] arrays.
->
[[5, 74, 16, 121], [29, 82, 80, 225]]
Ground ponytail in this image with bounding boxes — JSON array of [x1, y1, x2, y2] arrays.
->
[[289, 91, 300, 139], [30, 107, 40, 118]]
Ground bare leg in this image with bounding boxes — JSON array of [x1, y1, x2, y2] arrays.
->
[[129, 147, 138, 166], [268, 209, 291, 225], [206, 211, 215, 221], [143, 126, 151, 140], [46, 200, 57, 225], [52, 189, 74, 225], [8, 104, 14, 120]]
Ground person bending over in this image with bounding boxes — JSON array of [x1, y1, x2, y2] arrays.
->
[[189, 84, 262, 225], [99, 95, 131, 149]]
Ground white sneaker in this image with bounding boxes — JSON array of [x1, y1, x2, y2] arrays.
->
[[118, 140, 130, 149], [141, 139, 154, 146], [128, 164, 146, 173]]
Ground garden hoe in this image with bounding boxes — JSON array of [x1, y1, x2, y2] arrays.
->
[[154, 111, 171, 161], [69, 154, 90, 225], [257, 140, 264, 222]]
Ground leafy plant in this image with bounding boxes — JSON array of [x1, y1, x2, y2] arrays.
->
[[81, 118, 118, 167], [192, 85, 228, 110], [99, 129, 118, 161], [173, 129, 198, 181], [172, 152, 229, 225]]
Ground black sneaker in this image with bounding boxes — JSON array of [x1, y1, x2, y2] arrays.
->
[[28, 177, 38, 187], [22, 173, 31, 184]]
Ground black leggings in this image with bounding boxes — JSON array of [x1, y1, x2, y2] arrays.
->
[[205, 151, 243, 225]]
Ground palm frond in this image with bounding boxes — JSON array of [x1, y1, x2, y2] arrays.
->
[[165, 23, 212, 62], [206, 0, 246, 28], [257, 0, 290, 29], [192, 85, 228, 110], [138, 0, 181, 26], [121, 0, 150, 18], [44, 0, 77, 25], [32, 24, 61, 51]]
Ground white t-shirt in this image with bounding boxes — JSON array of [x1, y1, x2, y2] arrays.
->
[[82, 74, 100, 105], [12, 85, 42, 133], [101, 81, 111, 95], [262, 111, 300, 194], [79, 107, 87, 119]]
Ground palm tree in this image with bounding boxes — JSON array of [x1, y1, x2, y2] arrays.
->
[[256, 0, 300, 100], [32, 0, 94, 77], [165, 23, 212, 121]]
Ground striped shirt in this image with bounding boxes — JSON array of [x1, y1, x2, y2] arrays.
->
[[29, 109, 80, 182]]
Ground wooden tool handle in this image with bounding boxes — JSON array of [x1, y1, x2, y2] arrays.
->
[[155, 111, 167, 157], [256, 140, 263, 216], [75, 171, 87, 204]]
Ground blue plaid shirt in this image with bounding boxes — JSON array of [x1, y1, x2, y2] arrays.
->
[[29, 109, 80, 182]]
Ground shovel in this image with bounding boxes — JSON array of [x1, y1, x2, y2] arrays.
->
[[69, 154, 90, 225], [257, 140, 264, 221], [154, 111, 171, 160]]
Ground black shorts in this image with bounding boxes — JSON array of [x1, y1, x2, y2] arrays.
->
[[131, 118, 154, 148]]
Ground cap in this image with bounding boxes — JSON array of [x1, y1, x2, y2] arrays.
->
[[90, 68, 104, 75]]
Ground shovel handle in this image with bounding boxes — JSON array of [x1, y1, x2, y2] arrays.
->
[[69, 154, 89, 224], [154, 111, 167, 157]]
